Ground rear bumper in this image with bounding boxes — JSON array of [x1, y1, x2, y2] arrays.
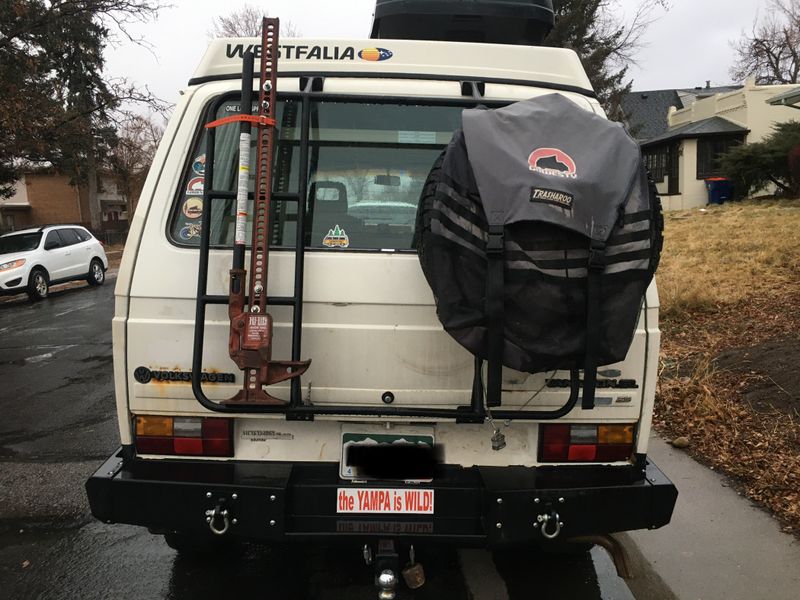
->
[[86, 449, 677, 547]]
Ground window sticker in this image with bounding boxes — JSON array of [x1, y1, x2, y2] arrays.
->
[[182, 197, 204, 219], [322, 224, 350, 248], [186, 177, 205, 196], [192, 154, 206, 177], [179, 222, 202, 241]]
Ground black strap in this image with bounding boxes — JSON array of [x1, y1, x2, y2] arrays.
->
[[485, 225, 505, 408], [583, 240, 606, 410]]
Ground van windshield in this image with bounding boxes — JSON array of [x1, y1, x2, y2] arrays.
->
[[170, 97, 465, 250], [0, 232, 42, 255]]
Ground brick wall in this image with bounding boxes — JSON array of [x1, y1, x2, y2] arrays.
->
[[24, 174, 84, 226]]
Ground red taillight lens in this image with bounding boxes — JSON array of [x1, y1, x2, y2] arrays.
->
[[203, 437, 233, 457], [202, 418, 231, 438], [542, 424, 570, 445], [567, 444, 597, 462], [136, 437, 173, 455], [202, 418, 233, 456], [173, 437, 204, 455], [596, 445, 634, 462], [541, 443, 569, 461], [135, 416, 233, 457], [540, 424, 635, 463]]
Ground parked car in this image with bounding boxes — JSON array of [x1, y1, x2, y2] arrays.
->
[[0, 225, 109, 300]]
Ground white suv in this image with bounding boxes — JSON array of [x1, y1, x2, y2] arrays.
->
[[0, 225, 109, 300]]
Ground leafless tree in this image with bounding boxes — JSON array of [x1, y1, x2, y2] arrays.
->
[[0, 0, 165, 51], [209, 3, 301, 38], [547, 0, 671, 120], [108, 114, 165, 219], [730, 0, 800, 84], [595, 0, 672, 69], [0, 0, 169, 229]]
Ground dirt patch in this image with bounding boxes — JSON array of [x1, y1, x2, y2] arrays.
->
[[105, 242, 124, 270], [656, 199, 800, 536], [715, 337, 800, 416]]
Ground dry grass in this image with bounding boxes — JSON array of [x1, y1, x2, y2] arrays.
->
[[656, 363, 800, 532], [658, 199, 800, 319], [656, 198, 800, 535]]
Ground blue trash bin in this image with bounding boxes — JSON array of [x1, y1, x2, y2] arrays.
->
[[705, 178, 732, 205]]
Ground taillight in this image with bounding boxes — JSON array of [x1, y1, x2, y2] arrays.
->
[[135, 415, 233, 457], [539, 424, 634, 463]]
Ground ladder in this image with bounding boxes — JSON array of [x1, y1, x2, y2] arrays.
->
[[192, 17, 311, 411]]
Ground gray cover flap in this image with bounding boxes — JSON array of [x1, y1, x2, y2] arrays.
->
[[462, 94, 643, 241]]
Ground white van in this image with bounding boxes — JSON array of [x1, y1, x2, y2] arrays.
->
[[87, 6, 676, 591]]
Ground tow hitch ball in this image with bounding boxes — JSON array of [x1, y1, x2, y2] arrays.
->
[[369, 541, 426, 599]]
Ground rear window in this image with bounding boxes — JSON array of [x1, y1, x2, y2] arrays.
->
[[169, 96, 464, 251], [73, 228, 92, 242], [57, 228, 82, 246], [0, 232, 41, 254]]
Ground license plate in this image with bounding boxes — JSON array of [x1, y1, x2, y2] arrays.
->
[[336, 488, 435, 514], [340, 425, 435, 481]]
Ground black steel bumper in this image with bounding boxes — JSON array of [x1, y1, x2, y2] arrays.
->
[[86, 449, 677, 547]]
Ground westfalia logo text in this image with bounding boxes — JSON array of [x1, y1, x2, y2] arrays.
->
[[226, 44, 393, 61], [337, 488, 434, 514]]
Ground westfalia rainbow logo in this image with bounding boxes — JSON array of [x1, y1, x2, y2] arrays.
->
[[358, 47, 393, 62]]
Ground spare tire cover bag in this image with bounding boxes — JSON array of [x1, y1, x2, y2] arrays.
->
[[414, 94, 662, 373]]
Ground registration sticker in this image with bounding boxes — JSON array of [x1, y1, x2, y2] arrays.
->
[[336, 488, 434, 514]]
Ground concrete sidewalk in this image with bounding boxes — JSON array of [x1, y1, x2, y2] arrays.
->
[[625, 436, 800, 600]]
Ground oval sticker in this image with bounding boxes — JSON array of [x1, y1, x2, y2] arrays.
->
[[358, 47, 393, 62]]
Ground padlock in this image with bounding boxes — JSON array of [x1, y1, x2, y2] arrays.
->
[[401, 545, 426, 590]]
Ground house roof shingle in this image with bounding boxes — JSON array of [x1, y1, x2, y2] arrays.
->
[[621, 90, 683, 142], [622, 85, 744, 143], [641, 116, 749, 148]]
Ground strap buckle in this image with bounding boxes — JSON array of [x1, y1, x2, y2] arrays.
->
[[486, 225, 504, 256], [588, 240, 606, 272]]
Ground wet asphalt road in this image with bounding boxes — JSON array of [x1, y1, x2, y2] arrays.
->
[[0, 281, 640, 600]]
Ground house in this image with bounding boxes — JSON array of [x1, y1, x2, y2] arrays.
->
[[622, 83, 743, 144], [96, 177, 129, 229], [0, 171, 127, 233], [626, 79, 800, 211]]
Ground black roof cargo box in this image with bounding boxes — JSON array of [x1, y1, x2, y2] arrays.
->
[[370, 0, 554, 46]]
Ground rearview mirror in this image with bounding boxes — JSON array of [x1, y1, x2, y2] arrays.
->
[[374, 174, 401, 187], [44, 241, 59, 251]]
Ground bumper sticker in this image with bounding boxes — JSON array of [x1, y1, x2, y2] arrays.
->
[[337, 488, 434, 514]]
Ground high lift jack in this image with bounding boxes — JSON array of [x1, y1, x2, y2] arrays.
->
[[204, 17, 310, 405]]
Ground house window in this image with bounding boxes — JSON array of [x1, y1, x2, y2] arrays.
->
[[696, 136, 743, 179], [643, 146, 668, 182]]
